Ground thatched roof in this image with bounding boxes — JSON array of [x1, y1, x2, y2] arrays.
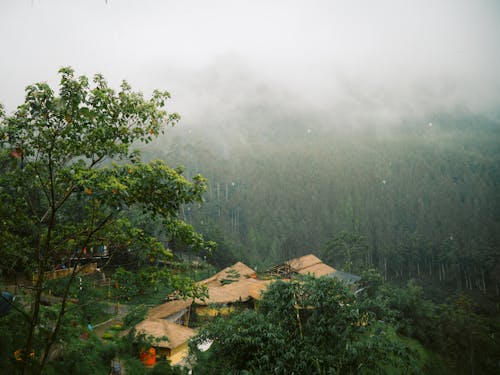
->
[[249, 279, 272, 300], [134, 319, 195, 349], [298, 262, 336, 277], [198, 261, 257, 288], [285, 254, 337, 276], [147, 299, 191, 320], [287, 254, 361, 282], [286, 254, 323, 271], [195, 278, 269, 305], [267, 253, 337, 278]]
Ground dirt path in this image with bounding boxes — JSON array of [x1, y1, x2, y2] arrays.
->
[[94, 317, 123, 337], [93, 302, 131, 338], [93, 304, 131, 374]]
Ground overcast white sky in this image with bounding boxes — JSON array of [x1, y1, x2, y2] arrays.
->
[[1, 0, 499, 126]]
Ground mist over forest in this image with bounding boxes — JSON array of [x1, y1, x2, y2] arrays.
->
[[140, 69, 500, 298], [1, 1, 499, 374]]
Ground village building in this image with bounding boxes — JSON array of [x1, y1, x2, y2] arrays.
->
[[193, 261, 269, 318], [133, 255, 359, 368], [133, 261, 271, 368], [194, 277, 270, 317], [197, 261, 257, 287], [147, 299, 192, 326], [134, 318, 196, 366], [33, 262, 100, 284], [268, 253, 361, 285], [287, 254, 337, 277]]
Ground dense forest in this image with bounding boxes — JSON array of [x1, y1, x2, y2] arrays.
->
[[145, 106, 500, 300]]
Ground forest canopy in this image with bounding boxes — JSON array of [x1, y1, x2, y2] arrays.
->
[[147, 108, 500, 298]]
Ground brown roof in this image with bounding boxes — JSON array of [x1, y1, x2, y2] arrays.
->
[[278, 254, 337, 277], [286, 254, 323, 271], [298, 262, 336, 277], [249, 279, 272, 300], [195, 278, 268, 305], [198, 262, 256, 288], [134, 319, 195, 349], [147, 299, 192, 320]]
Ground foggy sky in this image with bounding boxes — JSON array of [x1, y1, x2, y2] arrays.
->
[[1, 0, 500, 129]]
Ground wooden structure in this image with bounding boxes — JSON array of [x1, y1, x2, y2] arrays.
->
[[267, 262, 295, 279], [195, 277, 269, 305], [268, 254, 361, 287], [147, 299, 192, 326], [134, 318, 196, 365], [197, 261, 257, 288], [287, 254, 337, 277], [194, 262, 269, 316], [268, 254, 337, 278], [33, 262, 98, 283]]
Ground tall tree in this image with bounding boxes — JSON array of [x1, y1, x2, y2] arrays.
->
[[0, 68, 211, 374], [191, 277, 420, 374]]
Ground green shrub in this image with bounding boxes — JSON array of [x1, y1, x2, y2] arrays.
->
[[102, 332, 115, 340]]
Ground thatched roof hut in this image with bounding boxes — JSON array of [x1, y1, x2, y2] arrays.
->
[[296, 262, 336, 277], [198, 261, 257, 288], [287, 254, 361, 285], [147, 299, 192, 324], [287, 254, 323, 271], [249, 279, 272, 300], [268, 254, 337, 278], [195, 278, 270, 305], [287, 254, 336, 277], [134, 318, 196, 365], [191, 262, 271, 315], [135, 318, 195, 350]]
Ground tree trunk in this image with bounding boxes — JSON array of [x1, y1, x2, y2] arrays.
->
[[23, 207, 57, 374], [481, 269, 486, 293], [384, 258, 387, 281]]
